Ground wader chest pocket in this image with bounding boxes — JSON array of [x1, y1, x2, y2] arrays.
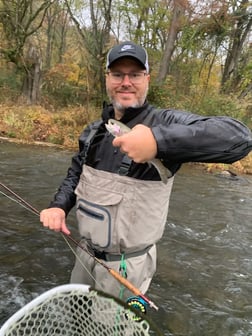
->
[[76, 193, 122, 249]]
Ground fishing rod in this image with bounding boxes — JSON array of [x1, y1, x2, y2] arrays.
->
[[0, 182, 159, 311]]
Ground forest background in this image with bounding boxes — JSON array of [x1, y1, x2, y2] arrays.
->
[[0, 0, 251, 174]]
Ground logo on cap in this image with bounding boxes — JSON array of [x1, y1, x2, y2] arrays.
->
[[121, 45, 135, 52]]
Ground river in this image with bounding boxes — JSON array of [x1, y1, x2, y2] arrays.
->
[[0, 142, 252, 335]]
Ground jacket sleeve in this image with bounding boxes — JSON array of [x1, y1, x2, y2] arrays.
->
[[152, 109, 252, 164], [48, 124, 94, 215]]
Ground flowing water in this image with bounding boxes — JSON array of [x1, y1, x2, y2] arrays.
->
[[0, 141, 252, 335]]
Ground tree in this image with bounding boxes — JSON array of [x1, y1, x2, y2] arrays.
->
[[156, 0, 189, 83], [220, 0, 252, 94], [0, 0, 55, 103], [44, 2, 70, 69], [64, 0, 113, 99]]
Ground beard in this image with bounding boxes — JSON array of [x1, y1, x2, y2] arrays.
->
[[107, 87, 148, 114], [111, 100, 140, 113]]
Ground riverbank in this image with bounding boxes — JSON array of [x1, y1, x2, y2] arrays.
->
[[0, 103, 251, 175]]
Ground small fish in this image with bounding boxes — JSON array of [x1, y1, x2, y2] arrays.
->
[[106, 121, 123, 136], [105, 119, 172, 184]]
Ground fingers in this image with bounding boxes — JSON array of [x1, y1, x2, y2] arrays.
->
[[40, 208, 70, 235], [112, 124, 157, 162], [61, 222, 71, 235]]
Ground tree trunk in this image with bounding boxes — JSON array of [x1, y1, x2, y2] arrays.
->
[[220, 0, 252, 93], [156, 0, 186, 84], [22, 46, 42, 104]]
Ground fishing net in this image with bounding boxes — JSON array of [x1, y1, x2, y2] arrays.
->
[[0, 284, 156, 336]]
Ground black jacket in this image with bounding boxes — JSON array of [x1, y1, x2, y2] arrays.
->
[[49, 102, 252, 214]]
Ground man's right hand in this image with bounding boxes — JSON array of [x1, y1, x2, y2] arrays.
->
[[40, 208, 70, 235]]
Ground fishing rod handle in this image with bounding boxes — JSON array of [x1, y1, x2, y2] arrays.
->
[[109, 268, 141, 295], [109, 269, 159, 311]]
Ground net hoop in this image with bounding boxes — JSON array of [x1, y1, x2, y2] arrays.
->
[[0, 284, 152, 336]]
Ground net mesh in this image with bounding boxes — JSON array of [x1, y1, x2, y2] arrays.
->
[[0, 284, 152, 336]]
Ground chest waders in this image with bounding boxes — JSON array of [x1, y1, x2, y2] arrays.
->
[[70, 115, 174, 301]]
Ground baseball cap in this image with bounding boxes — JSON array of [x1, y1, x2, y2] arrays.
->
[[106, 41, 149, 73]]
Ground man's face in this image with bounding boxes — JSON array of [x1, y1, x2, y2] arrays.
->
[[106, 58, 150, 115]]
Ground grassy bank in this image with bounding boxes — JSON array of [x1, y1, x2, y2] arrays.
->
[[0, 103, 251, 175], [0, 103, 99, 149]]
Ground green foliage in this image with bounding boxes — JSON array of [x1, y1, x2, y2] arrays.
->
[[43, 63, 88, 108], [0, 68, 21, 92], [148, 81, 251, 128], [43, 82, 87, 107], [148, 81, 175, 108], [194, 94, 247, 120]]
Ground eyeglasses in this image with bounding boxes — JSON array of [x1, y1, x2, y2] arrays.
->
[[107, 71, 148, 84]]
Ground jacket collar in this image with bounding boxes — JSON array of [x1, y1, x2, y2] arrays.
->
[[102, 101, 150, 123]]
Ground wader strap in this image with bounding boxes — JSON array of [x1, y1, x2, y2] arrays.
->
[[119, 254, 127, 278], [119, 253, 127, 300], [81, 120, 103, 164], [93, 245, 153, 262], [118, 155, 132, 176]]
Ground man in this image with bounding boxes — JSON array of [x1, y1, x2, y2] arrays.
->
[[40, 41, 252, 302]]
